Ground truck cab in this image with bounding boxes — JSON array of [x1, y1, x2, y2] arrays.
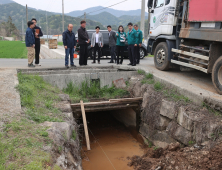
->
[[147, 0, 222, 94]]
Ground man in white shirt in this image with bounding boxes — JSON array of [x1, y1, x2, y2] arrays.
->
[[91, 26, 104, 64]]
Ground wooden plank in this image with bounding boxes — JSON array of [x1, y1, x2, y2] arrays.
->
[[80, 100, 91, 150], [73, 104, 139, 113], [109, 97, 143, 102], [71, 98, 142, 107]]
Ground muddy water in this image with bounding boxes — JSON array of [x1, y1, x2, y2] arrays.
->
[[81, 112, 144, 170]]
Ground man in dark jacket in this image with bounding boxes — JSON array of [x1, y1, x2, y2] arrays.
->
[[63, 24, 76, 68], [78, 20, 90, 66], [107, 25, 117, 63], [32, 18, 43, 66], [25, 21, 35, 67]]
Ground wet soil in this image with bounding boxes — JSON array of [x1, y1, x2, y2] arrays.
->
[[80, 112, 144, 170], [128, 142, 222, 170]]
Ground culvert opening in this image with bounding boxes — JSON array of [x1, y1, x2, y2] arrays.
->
[[78, 110, 144, 170]]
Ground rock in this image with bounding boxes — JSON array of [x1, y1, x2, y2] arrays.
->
[[177, 107, 195, 131], [168, 142, 180, 151], [141, 84, 150, 95], [56, 101, 72, 113], [140, 123, 177, 148], [47, 122, 74, 145], [133, 81, 142, 97], [166, 121, 193, 145], [58, 94, 70, 101], [112, 78, 126, 88], [157, 116, 171, 131], [160, 99, 178, 120]]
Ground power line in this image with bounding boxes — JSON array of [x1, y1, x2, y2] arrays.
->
[[78, 0, 128, 19]]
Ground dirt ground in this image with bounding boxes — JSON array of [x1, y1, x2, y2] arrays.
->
[[128, 141, 222, 170]]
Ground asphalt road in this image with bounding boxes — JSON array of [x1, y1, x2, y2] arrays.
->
[[0, 56, 216, 94]]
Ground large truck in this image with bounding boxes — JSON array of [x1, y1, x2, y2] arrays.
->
[[147, 0, 222, 94]]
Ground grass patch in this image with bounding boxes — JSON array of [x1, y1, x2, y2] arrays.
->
[[0, 41, 27, 58], [140, 73, 190, 103], [0, 73, 66, 169], [63, 81, 130, 103], [0, 73, 65, 169], [57, 42, 63, 46], [137, 69, 146, 75], [202, 102, 222, 116], [17, 73, 64, 123]]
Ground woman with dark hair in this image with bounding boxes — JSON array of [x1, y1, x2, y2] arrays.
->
[[115, 25, 126, 65]]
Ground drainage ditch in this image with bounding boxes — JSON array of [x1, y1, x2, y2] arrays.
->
[[78, 111, 143, 170]]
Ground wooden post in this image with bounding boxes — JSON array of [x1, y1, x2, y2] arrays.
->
[[80, 100, 91, 150]]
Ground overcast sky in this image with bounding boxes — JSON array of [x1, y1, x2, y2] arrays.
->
[[13, 0, 148, 13]]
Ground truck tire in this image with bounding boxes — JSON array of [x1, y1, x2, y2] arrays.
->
[[154, 42, 170, 71], [212, 56, 222, 94], [140, 48, 145, 59]]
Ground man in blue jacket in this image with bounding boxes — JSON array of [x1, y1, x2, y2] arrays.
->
[[127, 22, 137, 66], [25, 21, 35, 67], [134, 24, 143, 64], [63, 24, 76, 68]]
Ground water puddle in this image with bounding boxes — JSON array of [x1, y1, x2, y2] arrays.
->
[[81, 112, 144, 170]]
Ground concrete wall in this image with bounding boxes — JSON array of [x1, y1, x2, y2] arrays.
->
[[111, 108, 137, 128], [40, 71, 138, 90], [40, 44, 65, 59], [4, 37, 14, 41]]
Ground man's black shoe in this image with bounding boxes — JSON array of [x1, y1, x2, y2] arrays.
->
[[132, 64, 136, 66], [127, 63, 132, 66], [108, 61, 114, 63], [92, 61, 96, 64], [65, 65, 69, 68], [71, 65, 76, 67]]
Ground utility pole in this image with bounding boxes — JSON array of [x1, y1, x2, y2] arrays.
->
[[62, 0, 64, 32], [84, 12, 86, 21], [140, 0, 145, 37], [22, 19, 24, 41], [46, 10, 49, 42], [26, 4, 28, 23]]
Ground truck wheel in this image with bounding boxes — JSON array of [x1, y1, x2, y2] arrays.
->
[[212, 56, 222, 94], [140, 48, 145, 59], [154, 42, 170, 71]]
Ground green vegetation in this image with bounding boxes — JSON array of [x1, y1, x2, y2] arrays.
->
[[57, 42, 63, 46], [0, 3, 105, 36], [202, 102, 222, 116], [0, 73, 71, 169], [188, 141, 194, 145], [0, 73, 68, 169], [139, 69, 191, 103], [0, 41, 27, 58], [63, 81, 130, 103]]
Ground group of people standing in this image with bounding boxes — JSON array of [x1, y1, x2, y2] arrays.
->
[[25, 19, 43, 67], [25, 19, 143, 68], [63, 20, 143, 68], [107, 23, 143, 66]]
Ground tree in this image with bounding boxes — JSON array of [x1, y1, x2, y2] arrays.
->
[[0, 16, 21, 39]]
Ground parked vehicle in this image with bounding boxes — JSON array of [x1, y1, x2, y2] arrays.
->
[[75, 30, 147, 60], [147, 0, 222, 94]]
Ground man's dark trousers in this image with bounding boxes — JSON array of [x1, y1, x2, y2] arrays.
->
[[35, 40, 40, 64], [110, 46, 116, 62], [65, 48, 74, 66], [128, 45, 136, 65], [93, 43, 101, 62], [79, 44, 88, 65], [135, 45, 140, 63]]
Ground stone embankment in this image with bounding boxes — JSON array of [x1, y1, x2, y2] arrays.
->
[[129, 75, 222, 148]]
